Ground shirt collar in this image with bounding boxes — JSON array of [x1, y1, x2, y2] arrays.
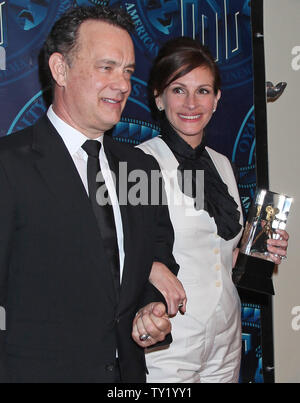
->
[[160, 117, 206, 161], [47, 105, 103, 156]]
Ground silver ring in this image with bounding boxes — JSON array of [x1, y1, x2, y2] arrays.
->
[[139, 334, 151, 342], [178, 303, 184, 308], [273, 253, 287, 260]]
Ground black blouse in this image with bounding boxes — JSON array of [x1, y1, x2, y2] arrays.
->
[[159, 118, 241, 241]]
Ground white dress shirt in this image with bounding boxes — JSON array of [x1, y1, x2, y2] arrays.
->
[[47, 105, 125, 283]]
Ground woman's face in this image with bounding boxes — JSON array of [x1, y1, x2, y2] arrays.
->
[[155, 66, 221, 148]]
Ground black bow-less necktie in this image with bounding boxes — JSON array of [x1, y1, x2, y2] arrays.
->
[[82, 140, 120, 290]]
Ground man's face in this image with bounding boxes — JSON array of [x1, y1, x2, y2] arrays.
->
[[55, 20, 135, 137]]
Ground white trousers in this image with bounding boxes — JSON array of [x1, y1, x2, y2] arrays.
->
[[146, 296, 242, 383]]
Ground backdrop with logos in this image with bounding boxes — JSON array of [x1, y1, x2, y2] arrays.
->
[[0, 0, 270, 382]]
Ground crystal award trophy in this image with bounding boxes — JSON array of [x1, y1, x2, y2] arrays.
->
[[233, 189, 293, 294]]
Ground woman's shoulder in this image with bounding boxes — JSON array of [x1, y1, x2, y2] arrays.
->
[[205, 146, 229, 162], [136, 135, 164, 154], [137, 135, 162, 147], [205, 146, 237, 181]]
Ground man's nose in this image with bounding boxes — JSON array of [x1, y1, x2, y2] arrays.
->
[[111, 72, 131, 94]]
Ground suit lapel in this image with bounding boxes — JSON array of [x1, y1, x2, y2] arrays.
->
[[103, 135, 132, 293], [103, 136, 145, 308], [32, 117, 88, 210], [32, 117, 117, 305]]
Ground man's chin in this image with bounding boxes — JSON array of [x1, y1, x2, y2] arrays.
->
[[101, 120, 121, 133]]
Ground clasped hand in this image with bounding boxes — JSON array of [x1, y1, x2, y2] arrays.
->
[[132, 302, 171, 348]]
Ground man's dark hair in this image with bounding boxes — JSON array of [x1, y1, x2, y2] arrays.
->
[[43, 5, 134, 82]]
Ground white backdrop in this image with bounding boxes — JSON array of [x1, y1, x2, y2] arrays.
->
[[264, 0, 300, 383]]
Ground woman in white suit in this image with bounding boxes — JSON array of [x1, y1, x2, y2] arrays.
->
[[139, 37, 289, 383]]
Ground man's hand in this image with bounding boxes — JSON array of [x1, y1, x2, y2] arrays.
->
[[132, 302, 171, 348], [149, 262, 187, 317]]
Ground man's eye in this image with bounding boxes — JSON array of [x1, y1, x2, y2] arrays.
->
[[100, 66, 111, 71], [125, 70, 134, 76]]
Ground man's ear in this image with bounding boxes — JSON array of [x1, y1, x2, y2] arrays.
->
[[48, 53, 68, 87]]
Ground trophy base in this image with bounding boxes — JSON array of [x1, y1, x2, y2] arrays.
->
[[232, 253, 275, 295]]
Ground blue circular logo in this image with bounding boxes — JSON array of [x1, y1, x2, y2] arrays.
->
[[8, 89, 49, 134], [112, 117, 160, 145], [111, 0, 253, 89], [0, 1, 72, 86], [75, 0, 109, 6], [232, 106, 256, 215], [8, 86, 159, 143]]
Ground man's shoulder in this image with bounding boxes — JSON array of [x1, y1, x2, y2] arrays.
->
[[0, 124, 35, 154], [104, 135, 160, 169], [0, 115, 52, 157]]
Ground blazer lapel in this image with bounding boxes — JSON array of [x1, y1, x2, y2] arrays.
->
[[103, 135, 145, 308], [103, 135, 130, 299], [32, 116, 117, 305]]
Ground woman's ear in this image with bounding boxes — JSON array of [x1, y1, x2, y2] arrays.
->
[[213, 89, 221, 112], [154, 92, 164, 111], [48, 53, 68, 87]]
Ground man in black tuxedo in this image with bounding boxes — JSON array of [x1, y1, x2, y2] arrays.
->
[[0, 6, 184, 383]]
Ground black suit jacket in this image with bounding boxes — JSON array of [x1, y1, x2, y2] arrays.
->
[[0, 116, 178, 383]]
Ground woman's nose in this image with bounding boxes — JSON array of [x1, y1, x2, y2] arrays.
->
[[184, 93, 197, 109]]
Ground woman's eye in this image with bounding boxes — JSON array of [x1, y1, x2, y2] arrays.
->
[[172, 87, 184, 94], [198, 88, 210, 94]]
